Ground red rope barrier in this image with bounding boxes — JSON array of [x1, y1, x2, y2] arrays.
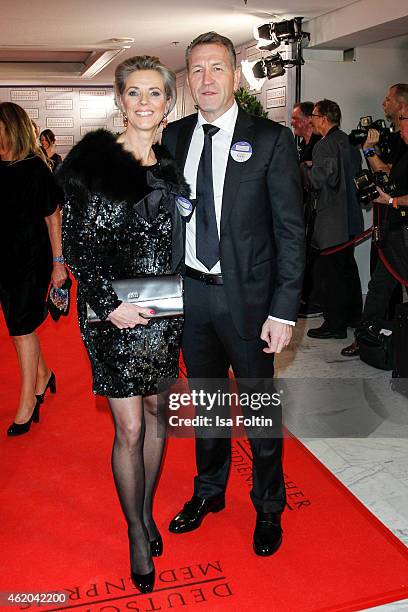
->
[[320, 228, 373, 256], [319, 202, 408, 285]]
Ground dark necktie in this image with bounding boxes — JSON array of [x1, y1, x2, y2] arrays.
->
[[196, 124, 220, 270]]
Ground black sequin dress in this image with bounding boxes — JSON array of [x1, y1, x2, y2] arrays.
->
[[59, 130, 189, 398]]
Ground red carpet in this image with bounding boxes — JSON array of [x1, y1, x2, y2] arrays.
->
[[1, 297, 408, 611]]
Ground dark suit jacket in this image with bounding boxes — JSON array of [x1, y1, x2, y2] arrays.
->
[[309, 127, 363, 250], [163, 108, 305, 339]]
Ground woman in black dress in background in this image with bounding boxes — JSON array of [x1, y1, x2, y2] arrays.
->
[[59, 56, 189, 593], [40, 129, 62, 173], [0, 103, 67, 436]]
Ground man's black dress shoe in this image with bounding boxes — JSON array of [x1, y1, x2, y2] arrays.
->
[[341, 340, 360, 357], [168, 494, 225, 534], [307, 323, 347, 339], [253, 512, 283, 557]]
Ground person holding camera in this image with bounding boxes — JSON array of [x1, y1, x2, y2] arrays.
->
[[342, 108, 408, 358], [362, 84, 408, 174], [304, 99, 363, 340], [342, 87, 408, 357]]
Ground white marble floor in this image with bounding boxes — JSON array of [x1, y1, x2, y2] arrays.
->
[[275, 317, 408, 612]]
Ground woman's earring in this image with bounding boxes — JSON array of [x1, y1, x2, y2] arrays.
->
[[161, 114, 168, 129], [122, 113, 128, 128]]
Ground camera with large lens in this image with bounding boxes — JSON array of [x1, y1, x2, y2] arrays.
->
[[349, 116, 392, 157], [354, 170, 396, 205], [373, 171, 396, 196], [354, 170, 379, 205]]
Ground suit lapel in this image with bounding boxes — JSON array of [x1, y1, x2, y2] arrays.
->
[[176, 114, 197, 169], [221, 108, 254, 231]]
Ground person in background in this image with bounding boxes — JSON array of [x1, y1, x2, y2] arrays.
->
[[291, 101, 321, 164], [0, 102, 66, 437], [40, 129, 62, 173], [305, 99, 363, 340], [342, 84, 408, 356], [291, 101, 322, 318], [341, 105, 408, 357]]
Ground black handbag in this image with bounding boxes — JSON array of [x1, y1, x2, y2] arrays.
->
[[391, 303, 408, 397], [47, 275, 72, 322], [86, 274, 183, 323]]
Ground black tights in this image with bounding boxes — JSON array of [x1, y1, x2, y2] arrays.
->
[[108, 394, 165, 575]]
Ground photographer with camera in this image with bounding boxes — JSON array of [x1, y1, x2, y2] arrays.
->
[[341, 108, 408, 359], [342, 89, 408, 357], [304, 99, 364, 340], [361, 84, 408, 173]]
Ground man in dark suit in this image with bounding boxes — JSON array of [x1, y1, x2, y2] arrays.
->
[[291, 101, 322, 319], [305, 99, 363, 340], [162, 32, 304, 555]]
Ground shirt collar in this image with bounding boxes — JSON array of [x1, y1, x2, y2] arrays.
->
[[196, 101, 238, 135]]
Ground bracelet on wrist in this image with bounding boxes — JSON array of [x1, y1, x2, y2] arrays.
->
[[363, 148, 376, 157], [53, 256, 65, 264]]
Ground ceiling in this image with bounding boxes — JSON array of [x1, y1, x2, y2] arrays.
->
[[0, 0, 358, 84]]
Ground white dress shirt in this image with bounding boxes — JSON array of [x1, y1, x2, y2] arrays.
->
[[183, 102, 294, 327]]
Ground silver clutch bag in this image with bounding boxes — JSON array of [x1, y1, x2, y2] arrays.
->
[[86, 274, 183, 323]]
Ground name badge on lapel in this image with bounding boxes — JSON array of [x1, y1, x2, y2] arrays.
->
[[176, 196, 194, 218], [230, 141, 252, 163]]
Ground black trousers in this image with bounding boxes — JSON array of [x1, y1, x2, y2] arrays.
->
[[181, 276, 285, 514], [315, 245, 363, 331], [363, 228, 408, 325]]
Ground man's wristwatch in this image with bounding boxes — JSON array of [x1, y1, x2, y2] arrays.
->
[[53, 256, 65, 264]]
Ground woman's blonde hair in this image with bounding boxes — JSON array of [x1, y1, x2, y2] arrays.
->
[[114, 55, 177, 115], [0, 102, 47, 163]]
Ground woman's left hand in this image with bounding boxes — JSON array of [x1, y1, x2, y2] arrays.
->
[[51, 263, 68, 288]]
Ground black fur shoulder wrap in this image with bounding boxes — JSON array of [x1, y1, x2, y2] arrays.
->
[[57, 128, 190, 203]]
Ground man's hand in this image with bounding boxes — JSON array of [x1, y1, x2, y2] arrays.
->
[[363, 128, 380, 149], [260, 319, 293, 354], [373, 186, 389, 204]]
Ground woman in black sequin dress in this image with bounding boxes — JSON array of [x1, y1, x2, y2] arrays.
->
[[59, 56, 189, 593]]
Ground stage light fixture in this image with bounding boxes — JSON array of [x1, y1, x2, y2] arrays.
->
[[241, 59, 266, 91], [246, 17, 309, 102], [254, 17, 309, 50], [253, 24, 280, 51], [252, 53, 286, 80]]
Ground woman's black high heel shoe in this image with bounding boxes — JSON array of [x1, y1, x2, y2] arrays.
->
[[7, 401, 40, 437], [131, 566, 155, 593], [36, 372, 56, 404], [150, 534, 163, 557]]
